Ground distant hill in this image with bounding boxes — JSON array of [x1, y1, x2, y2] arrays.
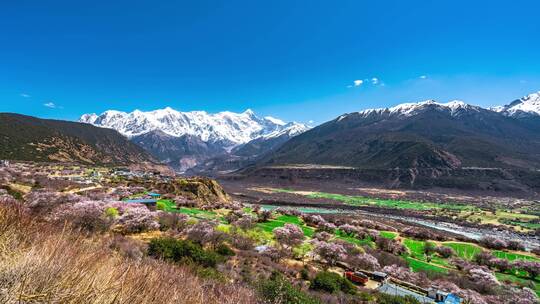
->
[[246, 94, 540, 192], [263, 101, 540, 170], [0, 113, 156, 165]]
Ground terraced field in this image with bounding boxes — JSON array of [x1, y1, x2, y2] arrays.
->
[[442, 242, 483, 260]]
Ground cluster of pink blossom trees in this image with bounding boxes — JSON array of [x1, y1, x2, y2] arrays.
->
[[52, 199, 160, 233], [473, 250, 540, 279], [273, 223, 305, 251]]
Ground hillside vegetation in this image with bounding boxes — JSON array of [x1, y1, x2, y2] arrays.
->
[[0, 113, 155, 165]]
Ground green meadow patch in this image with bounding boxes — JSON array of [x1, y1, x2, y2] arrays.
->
[[496, 273, 540, 296], [256, 215, 315, 237], [406, 257, 448, 273], [404, 239, 426, 257], [272, 189, 471, 211], [379, 231, 398, 239], [442, 242, 483, 260], [492, 251, 540, 262], [334, 229, 375, 247]]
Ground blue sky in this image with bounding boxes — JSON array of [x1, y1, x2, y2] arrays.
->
[[1, 0, 540, 125]]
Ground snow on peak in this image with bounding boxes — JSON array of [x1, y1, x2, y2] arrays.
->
[[261, 122, 310, 139], [264, 116, 286, 126], [357, 99, 481, 118], [493, 91, 540, 117], [79, 107, 308, 145]]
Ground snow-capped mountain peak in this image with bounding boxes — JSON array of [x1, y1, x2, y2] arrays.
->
[[79, 107, 309, 146], [493, 91, 540, 117], [357, 99, 481, 118], [261, 122, 310, 139], [263, 116, 286, 126]]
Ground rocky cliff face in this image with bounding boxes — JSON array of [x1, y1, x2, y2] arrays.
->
[[154, 177, 230, 205]]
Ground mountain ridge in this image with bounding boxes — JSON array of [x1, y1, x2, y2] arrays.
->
[[0, 113, 158, 166], [243, 91, 540, 191]]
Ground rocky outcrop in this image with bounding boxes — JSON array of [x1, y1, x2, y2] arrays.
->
[[154, 177, 230, 204]]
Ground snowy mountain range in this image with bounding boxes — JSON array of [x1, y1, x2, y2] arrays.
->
[[79, 108, 309, 172], [491, 91, 540, 118], [354, 91, 540, 119], [80, 107, 308, 146], [78, 91, 540, 174]]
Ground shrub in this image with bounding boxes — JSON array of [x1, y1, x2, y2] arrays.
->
[[186, 220, 218, 245], [310, 271, 355, 294], [148, 237, 219, 268], [234, 215, 257, 230], [479, 236, 507, 250], [345, 253, 380, 271], [513, 260, 540, 279], [105, 207, 119, 218], [53, 200, 112, 233], [230, 232, 254, 250], [474, 251, 495, 267], [258, 272, 320, 304], [274, 223, 305, 250], [108, 235, 144, 260], [312, 240, 346, 266], [423, 242, 436, 255], [300, 267, 310, 280], [157, 212, 189, 232], [216, 243, 235, 256], [434, 246, 454, 258], [257, 210, 273, 222], [116, 206, 159, 233], [25, 190, 80, 216], [156, 201, 166, 210]]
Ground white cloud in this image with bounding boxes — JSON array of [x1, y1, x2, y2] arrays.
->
[[419, 75, 427, 79], [20, 93, 31, 98], [308, 120, 314, 124], [353, 79, 363, 87], [371, 77, 379, 85], [44, 102, 57, 108]]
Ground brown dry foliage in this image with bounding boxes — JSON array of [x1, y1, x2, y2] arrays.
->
[[0, 203, 257, 304]]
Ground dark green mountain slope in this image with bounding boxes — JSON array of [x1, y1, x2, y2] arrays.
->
[[262, 106, 540, 170], [0, 113, 155, 165]]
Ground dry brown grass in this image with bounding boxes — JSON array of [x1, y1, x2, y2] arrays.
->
[[0, 204, 257, 304]]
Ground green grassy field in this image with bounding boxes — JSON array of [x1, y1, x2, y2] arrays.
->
[[157, 199, 219, 220], [335, 229, 375, 247], [272, 188, 472, 211], [256, 215, 315, 237], [405, 257, 448, 273], [404, 239, 426, 256], [379, 231, 398, 239], [510, 221, 540, 229], [442, 242, 483, 260], [492, 250, 540, 262]]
